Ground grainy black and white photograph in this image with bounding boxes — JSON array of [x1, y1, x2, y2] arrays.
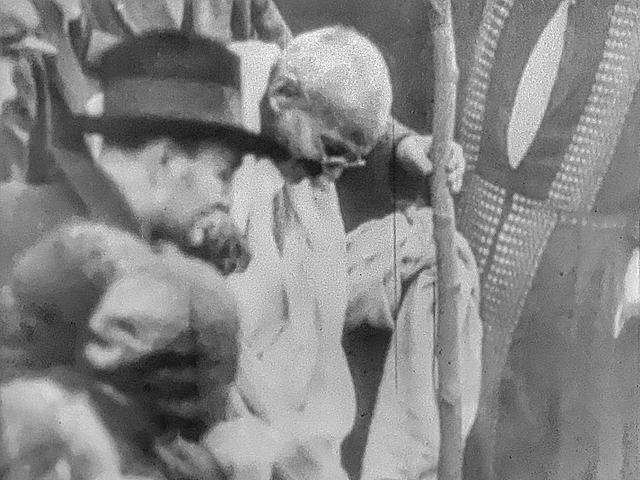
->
[[0, 0, 638, 479]]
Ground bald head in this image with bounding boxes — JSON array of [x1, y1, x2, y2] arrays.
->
[[261, 26, 392, 173], [282, 27, 393, 147]]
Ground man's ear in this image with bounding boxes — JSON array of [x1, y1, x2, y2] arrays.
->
[[267, 71, 305, 113]]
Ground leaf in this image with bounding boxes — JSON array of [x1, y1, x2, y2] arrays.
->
[[507, 0, 571, 169]]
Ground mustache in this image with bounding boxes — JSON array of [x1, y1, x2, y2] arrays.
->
[[294, 156, 367, 178], [146, 204, 251, 276]]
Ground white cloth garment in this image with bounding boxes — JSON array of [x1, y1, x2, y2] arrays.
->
[[346, 207, 483, 480], [208, 42, 355, 479]]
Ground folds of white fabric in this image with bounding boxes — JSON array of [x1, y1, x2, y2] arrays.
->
[[218, 157, 355, 479], [346, 206, 483, 480]]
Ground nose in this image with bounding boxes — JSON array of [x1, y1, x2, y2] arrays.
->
[[186, 210, 252, 276]]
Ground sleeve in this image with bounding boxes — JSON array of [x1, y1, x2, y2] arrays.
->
[[344, 208, 437, 331], [387, 117, 419, 148], [367, 118, 434, 188], [366, 118, 419, 165]]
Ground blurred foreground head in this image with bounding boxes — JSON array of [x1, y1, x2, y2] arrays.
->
[[261, 26, 393, 176], [80, 32, 288, 274]]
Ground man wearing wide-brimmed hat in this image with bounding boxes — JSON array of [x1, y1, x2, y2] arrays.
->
[[0, 30, 293, 480], [0, 0, 293, 291], [0, 0, 292, 179]]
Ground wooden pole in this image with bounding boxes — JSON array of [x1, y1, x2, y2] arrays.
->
[[424, 1, 462, 479]]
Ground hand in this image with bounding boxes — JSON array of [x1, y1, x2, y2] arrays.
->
[[396, 135, 465, 194], [185, 209, 252, 276]]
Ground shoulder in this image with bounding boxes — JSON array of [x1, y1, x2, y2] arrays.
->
[[228, 41, 281, 132]]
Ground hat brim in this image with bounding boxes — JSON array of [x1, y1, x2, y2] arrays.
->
[[77, 114, 290, 160]]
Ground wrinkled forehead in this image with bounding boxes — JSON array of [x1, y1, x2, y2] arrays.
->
[[276, 29, 392, 149]]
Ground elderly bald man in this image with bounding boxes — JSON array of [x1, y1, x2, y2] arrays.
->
[[211, 26, 481, 480]]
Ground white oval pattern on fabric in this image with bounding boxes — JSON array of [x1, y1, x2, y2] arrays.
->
[[507, 0, 571, 170]]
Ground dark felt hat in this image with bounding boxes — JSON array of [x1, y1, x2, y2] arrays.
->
[[79, 31, 288, 158]]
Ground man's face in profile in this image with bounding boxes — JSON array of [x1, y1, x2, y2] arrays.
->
[[97, 137, 251, 274], [260, 71, 370, 173], [98, 138, 239, 222], [258, 28, 392, 178]]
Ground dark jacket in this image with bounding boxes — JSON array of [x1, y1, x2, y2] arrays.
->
[[336, 119, 424, 233]]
